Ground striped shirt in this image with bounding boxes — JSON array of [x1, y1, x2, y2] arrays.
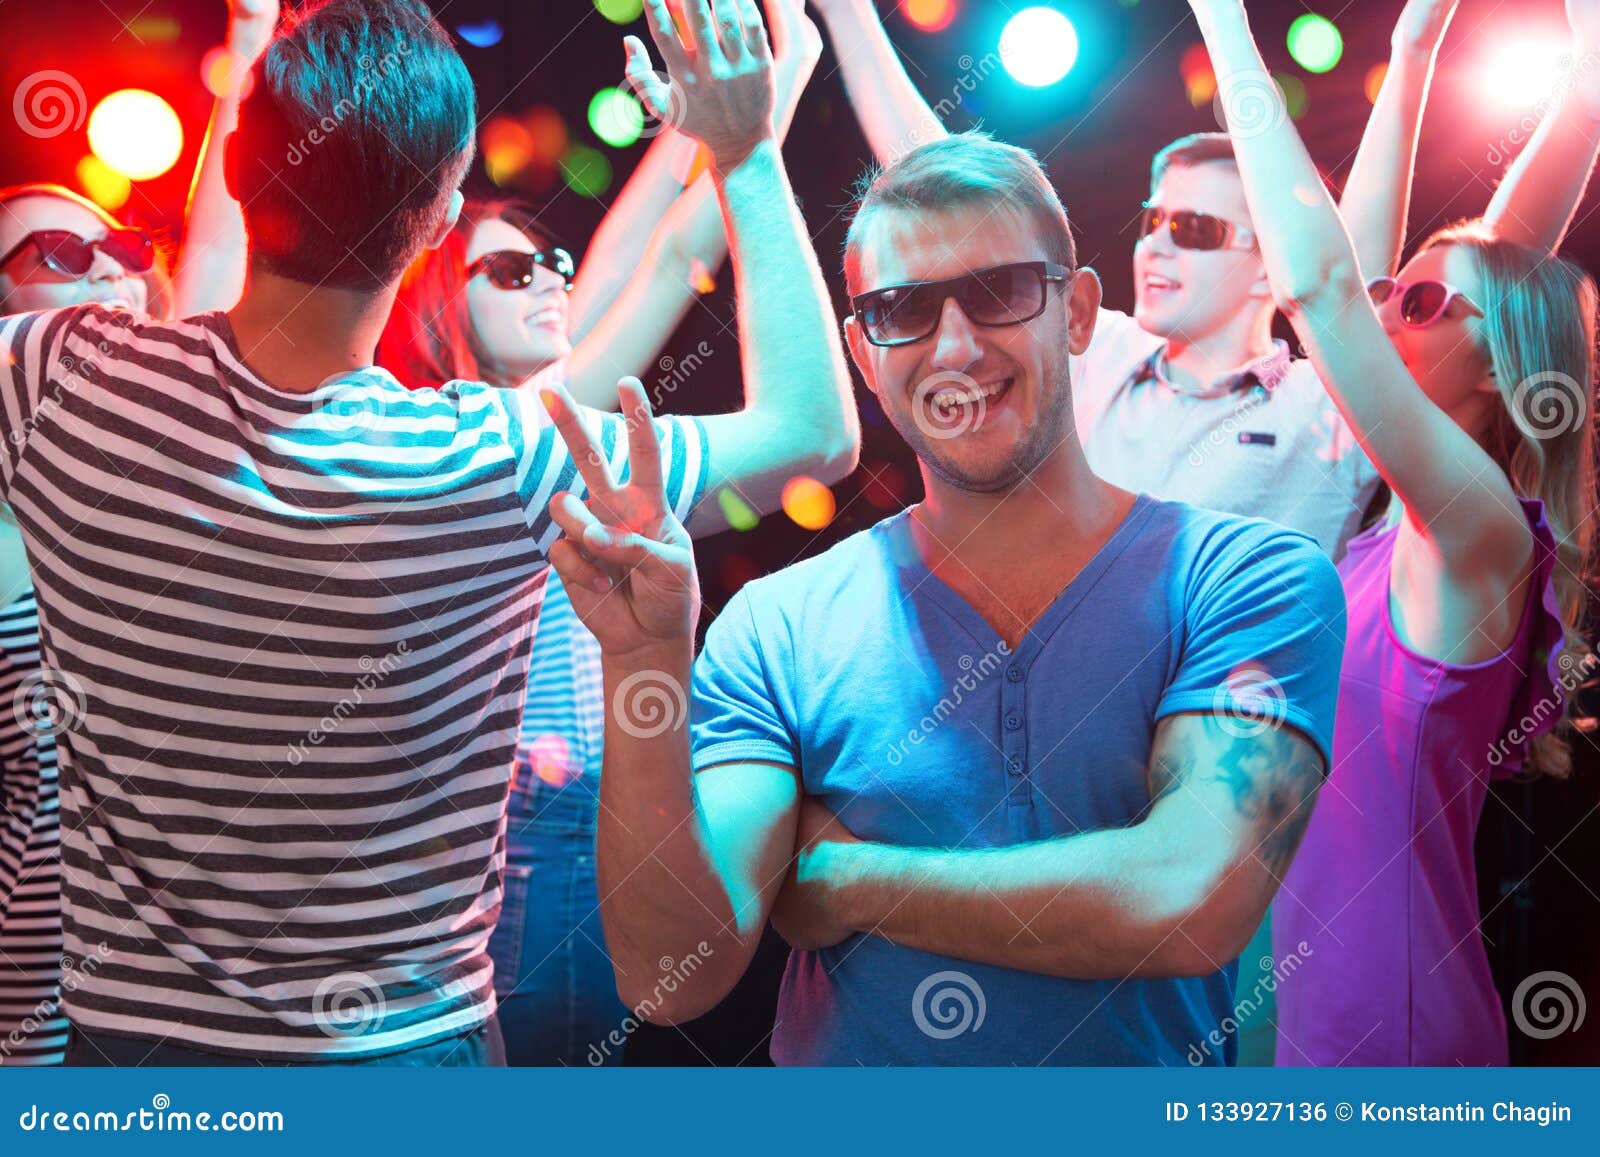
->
[[0, 304, 708, 1060], [0, 588, 66, 1065]]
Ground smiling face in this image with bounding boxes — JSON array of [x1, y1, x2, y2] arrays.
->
[[845, 202, 1100, 493], [0, 194, 149, 316], [462, 216, 572, 384], [1133, 161, 1269, 344]]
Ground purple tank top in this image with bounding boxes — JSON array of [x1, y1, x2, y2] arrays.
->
[[1273, 497, 1567, 1066]]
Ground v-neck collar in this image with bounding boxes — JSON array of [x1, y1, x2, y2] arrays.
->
[[885, 493, 1156, 665]]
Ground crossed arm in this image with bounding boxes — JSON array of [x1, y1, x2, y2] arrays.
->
[[600, 711, 1324, 1024]]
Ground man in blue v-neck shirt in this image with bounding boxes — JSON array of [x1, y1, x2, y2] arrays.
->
[[584, 132, 1347, 1065]]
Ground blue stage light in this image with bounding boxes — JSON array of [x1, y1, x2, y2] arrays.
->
[[999, 8, 1080, 88]]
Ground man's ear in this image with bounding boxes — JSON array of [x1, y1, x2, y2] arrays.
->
[[426, 190, 464, 250], [1066, 266, 1103, 355], [842, 314, 881, 401]]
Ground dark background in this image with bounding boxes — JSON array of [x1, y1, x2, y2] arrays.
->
[[1, 0, 1595, 1064]]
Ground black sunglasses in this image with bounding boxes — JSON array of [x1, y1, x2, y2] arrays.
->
[[1139, 203, 1254, 252], [467, 247, 576, 292], [850, 260, 1074, 348], [0, 227, 154, 279]]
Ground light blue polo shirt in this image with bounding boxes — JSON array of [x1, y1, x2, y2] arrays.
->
[[690, 495, 1346, 1066]]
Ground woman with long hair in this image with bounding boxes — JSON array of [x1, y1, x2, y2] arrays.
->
[[1193, 0, 1597, 1065], [375, 0, 827, 1064]]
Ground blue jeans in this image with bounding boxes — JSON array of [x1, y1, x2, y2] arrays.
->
[[64, 1018, 504, 1066], [490, 772, 629, 1066]]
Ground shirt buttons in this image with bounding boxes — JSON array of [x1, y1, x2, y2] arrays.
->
[[1008, 757, 1024, 775], [1006, 666, 1024, 683], [1004, 711, 1023, 731]]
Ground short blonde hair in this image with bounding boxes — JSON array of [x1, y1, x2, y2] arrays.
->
[[843, 133, 1075, 296]]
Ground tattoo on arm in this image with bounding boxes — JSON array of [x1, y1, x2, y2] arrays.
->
[[1149, 716, 1325, 876]]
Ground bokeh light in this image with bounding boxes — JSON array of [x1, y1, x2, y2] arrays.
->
[[1180, 44, 1216, 108], [1481, 37, 1571, 110], [1287, 14, 1343, 74], [782, 476, 836, 531], [589, 87, 644, 149], [561, 145, 614, 197], [902, 0, 957, 34], [75, 154, 130, 212], [88, 90, 183, 181], [201, 46, 255, 99], [1364, 62, 1389, 105], [718, 488, 759, 531], [1276, 73, 1309, 120], [596, 0, 645, 24], [482, 115, 536, 185], [456, 20, 504, 48], [999, 8, 1079, 88]]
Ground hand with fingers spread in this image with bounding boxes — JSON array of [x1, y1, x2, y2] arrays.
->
[[541, 378, 700, 658], [625, 0, 777, 171]]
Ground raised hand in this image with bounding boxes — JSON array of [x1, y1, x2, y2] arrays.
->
[[1393, 0, 1459, 57], [769, 0, 824, 74], [625, 0, 777, 170], [226, 0, 279, 65], [541, 379, 700, 658]]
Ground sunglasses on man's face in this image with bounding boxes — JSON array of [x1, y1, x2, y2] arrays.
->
[[1138, 203, 1254, 252], [0, 227, 154, 280], [850, 260, 1074, 348], [467, 247, 576, 292], [1366, 277, 1484, 328]]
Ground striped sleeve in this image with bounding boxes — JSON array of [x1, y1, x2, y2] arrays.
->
[[0, 309, 77, 498], [509, 391, 710, 551]]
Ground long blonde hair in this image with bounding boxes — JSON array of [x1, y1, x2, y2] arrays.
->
[[1422, 221, 1597, 777]]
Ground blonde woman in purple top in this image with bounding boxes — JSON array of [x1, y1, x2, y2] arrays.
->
[[1192, 0, 1599, 1065]]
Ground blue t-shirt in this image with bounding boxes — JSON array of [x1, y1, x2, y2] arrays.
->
[[690, 495, 1346, 1065]]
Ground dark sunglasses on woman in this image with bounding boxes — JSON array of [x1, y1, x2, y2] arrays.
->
[[467, 247, 576, 292], [850, 260, 1074, 348], [0, 227, 154, 279], [1139, 203, 1255, 252], [1365, 276, 1484, 328]]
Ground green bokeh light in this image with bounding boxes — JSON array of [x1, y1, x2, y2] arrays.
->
[[588, 87, 644, 149], [561, 145, 613, 197], [595, 0, 645, 24], [1287, 14, 1343, 74]]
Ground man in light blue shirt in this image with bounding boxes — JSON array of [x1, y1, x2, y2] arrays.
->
[[565, 129, 1346, 1065]]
